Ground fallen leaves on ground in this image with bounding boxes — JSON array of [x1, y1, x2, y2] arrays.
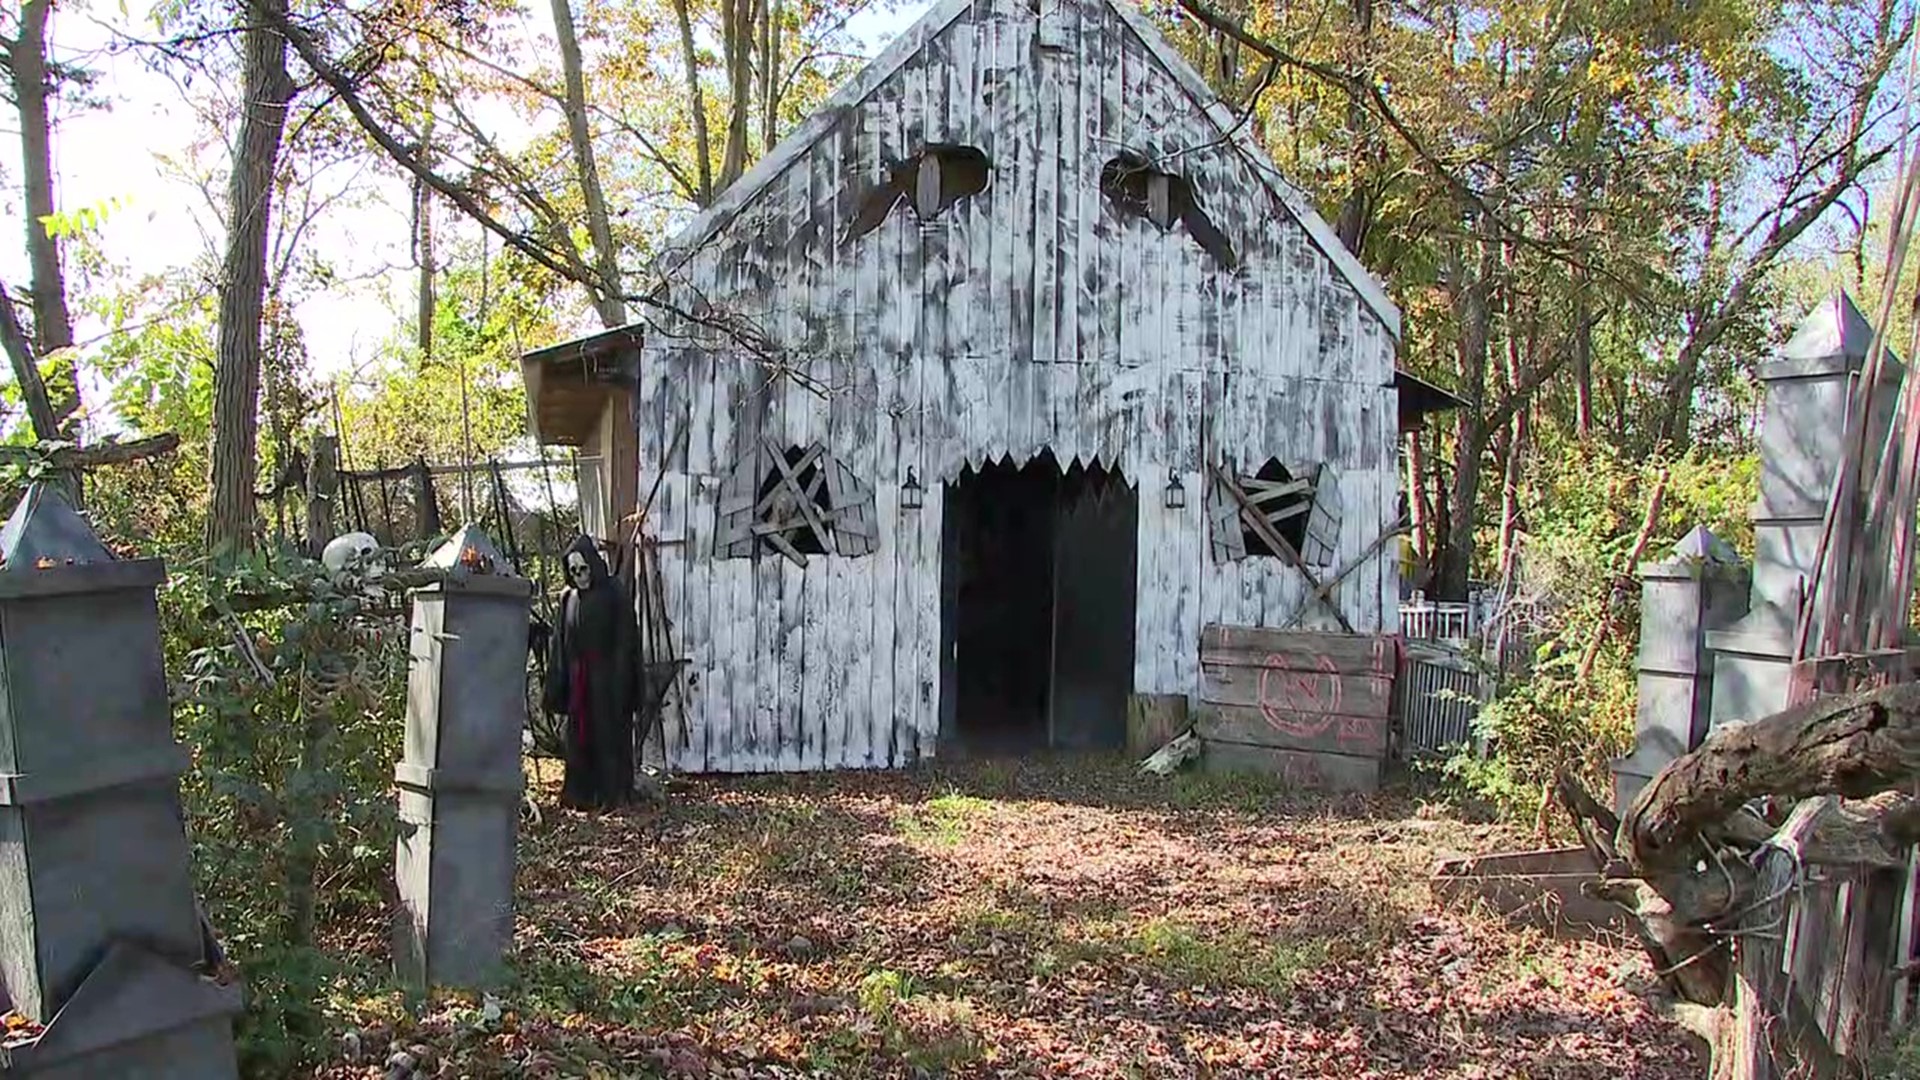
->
[[315, 756, 1701, 1078]]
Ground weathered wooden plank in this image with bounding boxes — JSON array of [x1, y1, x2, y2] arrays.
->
[[1201, 741, 1380, 793], [752, 387, 784, 773], [1429, 861, 1627, 938], [1200, 625, 1396, 673], [1031, 25, 1059, 365], [680, 357, 714, 771], [1127, 693, 1188, 753], [720, 371, 754, 771], [1200, 654, 1391, 714], [836, 365, 871, 768], [1061, 0, 1090, 365], [911, 482, 943, 761], [1195, 702, 1387, 759], [947, 23, 975, 360]]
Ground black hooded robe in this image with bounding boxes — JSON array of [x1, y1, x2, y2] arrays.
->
[[543, 536, 636, 809]]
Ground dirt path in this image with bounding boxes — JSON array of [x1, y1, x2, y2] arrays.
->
[[328, 757, 1700, 1078]]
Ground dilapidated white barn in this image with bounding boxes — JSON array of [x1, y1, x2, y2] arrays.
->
[[524, 0, 1438, 773]]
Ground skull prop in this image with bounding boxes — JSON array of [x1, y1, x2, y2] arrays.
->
[[566, 550, 593, 591], [321, 531, 384, 579]]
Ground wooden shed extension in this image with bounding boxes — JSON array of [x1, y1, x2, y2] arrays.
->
[[521, 325, 642, 541]]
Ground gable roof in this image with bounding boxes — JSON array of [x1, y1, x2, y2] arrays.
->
[[654, 0, 1402, 339]]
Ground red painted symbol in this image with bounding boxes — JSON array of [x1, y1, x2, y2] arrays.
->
[[1257, 652, 1342, 740]]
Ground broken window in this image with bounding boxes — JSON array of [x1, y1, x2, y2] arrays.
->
[[1206, 459, 1342, 567], [844, 144, 992, 242], [1099, 153, 1238, 270], [716, 438, 878, 565]]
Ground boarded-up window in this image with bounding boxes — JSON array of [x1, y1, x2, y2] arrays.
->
[[716, 438, 877, 565], [1206, 459, 1341, 567]]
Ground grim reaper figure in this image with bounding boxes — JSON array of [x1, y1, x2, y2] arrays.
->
[[542, 536, 636, 809]]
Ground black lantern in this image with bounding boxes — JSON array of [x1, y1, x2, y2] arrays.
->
[[1165, 468, 1186, 510], [901, 467, 924, 511]]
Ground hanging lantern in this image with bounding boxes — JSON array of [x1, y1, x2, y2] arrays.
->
[[901, 467, 925, 511], [1165, 468, 1186, 510]]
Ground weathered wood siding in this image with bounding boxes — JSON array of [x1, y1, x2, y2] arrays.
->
[[636, 0, 1399, 772]]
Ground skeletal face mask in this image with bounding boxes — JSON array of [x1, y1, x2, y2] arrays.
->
[[566, 551, 592, 591]]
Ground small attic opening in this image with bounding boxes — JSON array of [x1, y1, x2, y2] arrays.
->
[[1240, 458, 1310, 556], [1099, 152, 1238, 269], [844, 144, 992, 242]]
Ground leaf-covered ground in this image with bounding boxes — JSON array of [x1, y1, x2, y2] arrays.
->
[[320, 756, 1701, 1078]]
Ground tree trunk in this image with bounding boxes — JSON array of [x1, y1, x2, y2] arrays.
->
[[414, 123, 435, 359], [1332, 0, 1376, 254], [1433, 221, 1497, 601], [759, 0, 780, 153], [1657, 324, 1706, 450], [1496, 268, 1528, 588], [1407, 428, 1432, 582], [550, 0, 628, 327], [209, 2, 295, 554], [8, 0, 77, 438], [719, 0, 754, 189], [1572, 283, 1593, 439], [671, 0, 714, 205]]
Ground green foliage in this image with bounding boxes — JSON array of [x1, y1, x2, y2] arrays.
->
[[1113, 918, 1324, 994], [897, 791, 992, 845], [1439, 444, 1757, 823], [1873, 1022, 1920, 1079], [84, 265, 222, 448], [39, 195, 131, 240], [163, 548, 409, 1072], [337, 252, 556, 470]]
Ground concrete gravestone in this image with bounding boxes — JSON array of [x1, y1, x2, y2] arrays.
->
[[1708, 293, 1901, 727], [1613, 526, 1749, 814], [0, 484, 240, 1076], [395, 525, 532, 989]]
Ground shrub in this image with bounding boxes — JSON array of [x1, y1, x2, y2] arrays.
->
[[164, 548, 408, 1072]]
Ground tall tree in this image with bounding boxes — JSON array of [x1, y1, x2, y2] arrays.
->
[[208, 0, 296, 552], [550, 0, 628, 327], [1651, 0, 1913, 447], [4, 0, 81, 437]]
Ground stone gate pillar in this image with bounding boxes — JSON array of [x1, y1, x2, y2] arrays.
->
[[395, 526, 531, 989], [0, 484, 240, 1077], [1613, 526, 1749, 814], [1708, 293, 1898, 726]]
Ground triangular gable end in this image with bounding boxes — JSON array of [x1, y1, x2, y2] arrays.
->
[[652, 0, 1402, 339]]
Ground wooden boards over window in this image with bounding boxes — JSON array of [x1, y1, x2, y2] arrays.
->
[[1206, 459, 1342, 567], [716, 437, 878, 567]]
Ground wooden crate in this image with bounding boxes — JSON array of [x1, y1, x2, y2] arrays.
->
[[1195, 624, 1395, 792]]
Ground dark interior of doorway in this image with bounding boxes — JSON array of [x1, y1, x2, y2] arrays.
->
[[939, 453, 1138, 754]]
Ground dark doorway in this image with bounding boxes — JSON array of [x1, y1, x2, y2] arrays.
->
[[939, 454, 1138, 753]]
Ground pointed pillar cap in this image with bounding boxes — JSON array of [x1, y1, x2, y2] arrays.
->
[[0, 483, 111, 572], [1670, 525, 1741, 565], [423, 524, 517, 577], [1782, 292, 1876, 363]]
